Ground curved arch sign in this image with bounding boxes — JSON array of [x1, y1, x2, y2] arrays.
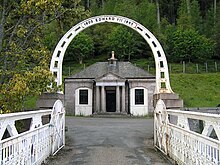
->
[[50, 15, 173, 94]]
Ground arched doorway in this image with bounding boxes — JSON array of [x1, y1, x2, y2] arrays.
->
[[50, 15, 173, 94]]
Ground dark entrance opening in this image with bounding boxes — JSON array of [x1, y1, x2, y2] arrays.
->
[[106, 90, 116, 112]]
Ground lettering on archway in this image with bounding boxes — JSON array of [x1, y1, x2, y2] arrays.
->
[[50, 15, 173, 94]]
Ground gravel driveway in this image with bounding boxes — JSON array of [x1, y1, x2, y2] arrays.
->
[[45, 116, 170, 165]]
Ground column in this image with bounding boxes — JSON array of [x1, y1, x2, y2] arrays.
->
[[96, 86, 100, 113], [101, 86, 106, 112], [116, 86, 120, 112], [121, 86, 126, 113]]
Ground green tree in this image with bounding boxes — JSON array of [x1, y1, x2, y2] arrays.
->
[[203, 7, 216, 38], [159, 0, 179, 24], [169, 28, 215, 62], [134, 0, 158, 33], [177, 0, 202, 32], [0, 0, 61, 83], [87, 0, 159, 59], [108, 26, 135, 60], [113, 1, 136, 19], [66, 32, 94, 64], [213, 2, 220, 58], [42, 0, 90, 51], [0, 66, 53, 113], [0, 0, 88, 113]]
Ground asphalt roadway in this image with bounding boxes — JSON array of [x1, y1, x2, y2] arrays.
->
[[45, 116, 170, 165]]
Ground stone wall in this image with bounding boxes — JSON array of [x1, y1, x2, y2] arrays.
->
[[128, 79, 156, 114], [36, 93, 64, 109], [65, 78, 156, 116], [153, 93, 183, 109], [64, 79, 94, 115]]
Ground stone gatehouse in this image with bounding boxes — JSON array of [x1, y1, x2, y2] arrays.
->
[[64, 53, 156, 116]]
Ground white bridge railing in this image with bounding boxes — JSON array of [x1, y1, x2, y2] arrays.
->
[[0, 100, 65, 165], [155, 99, 220, 165]]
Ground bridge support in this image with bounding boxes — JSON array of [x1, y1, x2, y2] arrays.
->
[[153, 93, 183, 109], [36, 93, 64, 109]]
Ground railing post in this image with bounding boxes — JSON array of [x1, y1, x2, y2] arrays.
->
[[219, 146, 220, 165], [154, 99, 168, 154], [63, 110, 65, 147], [50, 100, 65, 156], [30, 115, 43, 130]]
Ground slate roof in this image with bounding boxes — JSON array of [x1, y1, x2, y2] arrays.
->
[[67, 61, 155, 79]]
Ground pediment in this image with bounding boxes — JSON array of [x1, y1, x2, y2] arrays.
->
[[96, 72, 125, 81]]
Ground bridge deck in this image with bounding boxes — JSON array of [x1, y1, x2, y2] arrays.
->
[[46, 117, 170, 165]]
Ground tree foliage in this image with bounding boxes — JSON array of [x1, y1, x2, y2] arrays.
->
[[177, 0, 202, 32], [213, 2, 220, 58], [169, 28, 215, 62], [66, 32, 94, 64], [108, 26, 136, 60], [83, 0, 218, 61], [0, 0, 88, 113], [0, 67, 53, 113]]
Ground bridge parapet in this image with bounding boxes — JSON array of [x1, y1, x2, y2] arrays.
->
[[0, 100, 65, 164], [155, 99, 220, 164]]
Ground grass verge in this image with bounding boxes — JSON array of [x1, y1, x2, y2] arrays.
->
[[170, 73, 220, 107]]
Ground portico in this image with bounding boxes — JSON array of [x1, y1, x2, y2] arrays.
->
[[95, 79, 126, 113]]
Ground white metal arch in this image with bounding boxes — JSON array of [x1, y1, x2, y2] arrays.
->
[[50, 15, 173, 94]]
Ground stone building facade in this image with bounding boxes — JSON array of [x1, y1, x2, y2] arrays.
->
[[64, 55, 156, 116]]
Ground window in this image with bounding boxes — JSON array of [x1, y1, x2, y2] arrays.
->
[[79, 89, 88, 104], [135, 89, 144, 105]]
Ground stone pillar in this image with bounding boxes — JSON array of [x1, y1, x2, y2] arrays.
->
[[116, 86, 120, 112], [153, 93, 183, 109], [96, 86, 100, 113], [101, 86, 106, 112], [121, 86, 126, 113]]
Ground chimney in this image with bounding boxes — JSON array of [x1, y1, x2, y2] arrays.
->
[[108, 51, 118, 72], [108, 51, 117, 65], [110, 51, 115, 60]]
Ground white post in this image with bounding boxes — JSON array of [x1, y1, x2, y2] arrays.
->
[[96, 86, 100, 113], [101, 86, 106, 112], [116, 86, 120, 112], [121, 86, 126, 113]]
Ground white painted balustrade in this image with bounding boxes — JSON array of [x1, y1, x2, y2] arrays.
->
[[0, 100, 65, 165], [154, 99, 220, 164]]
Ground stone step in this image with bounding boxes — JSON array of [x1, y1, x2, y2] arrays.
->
[[91, 112, 131, 118]]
